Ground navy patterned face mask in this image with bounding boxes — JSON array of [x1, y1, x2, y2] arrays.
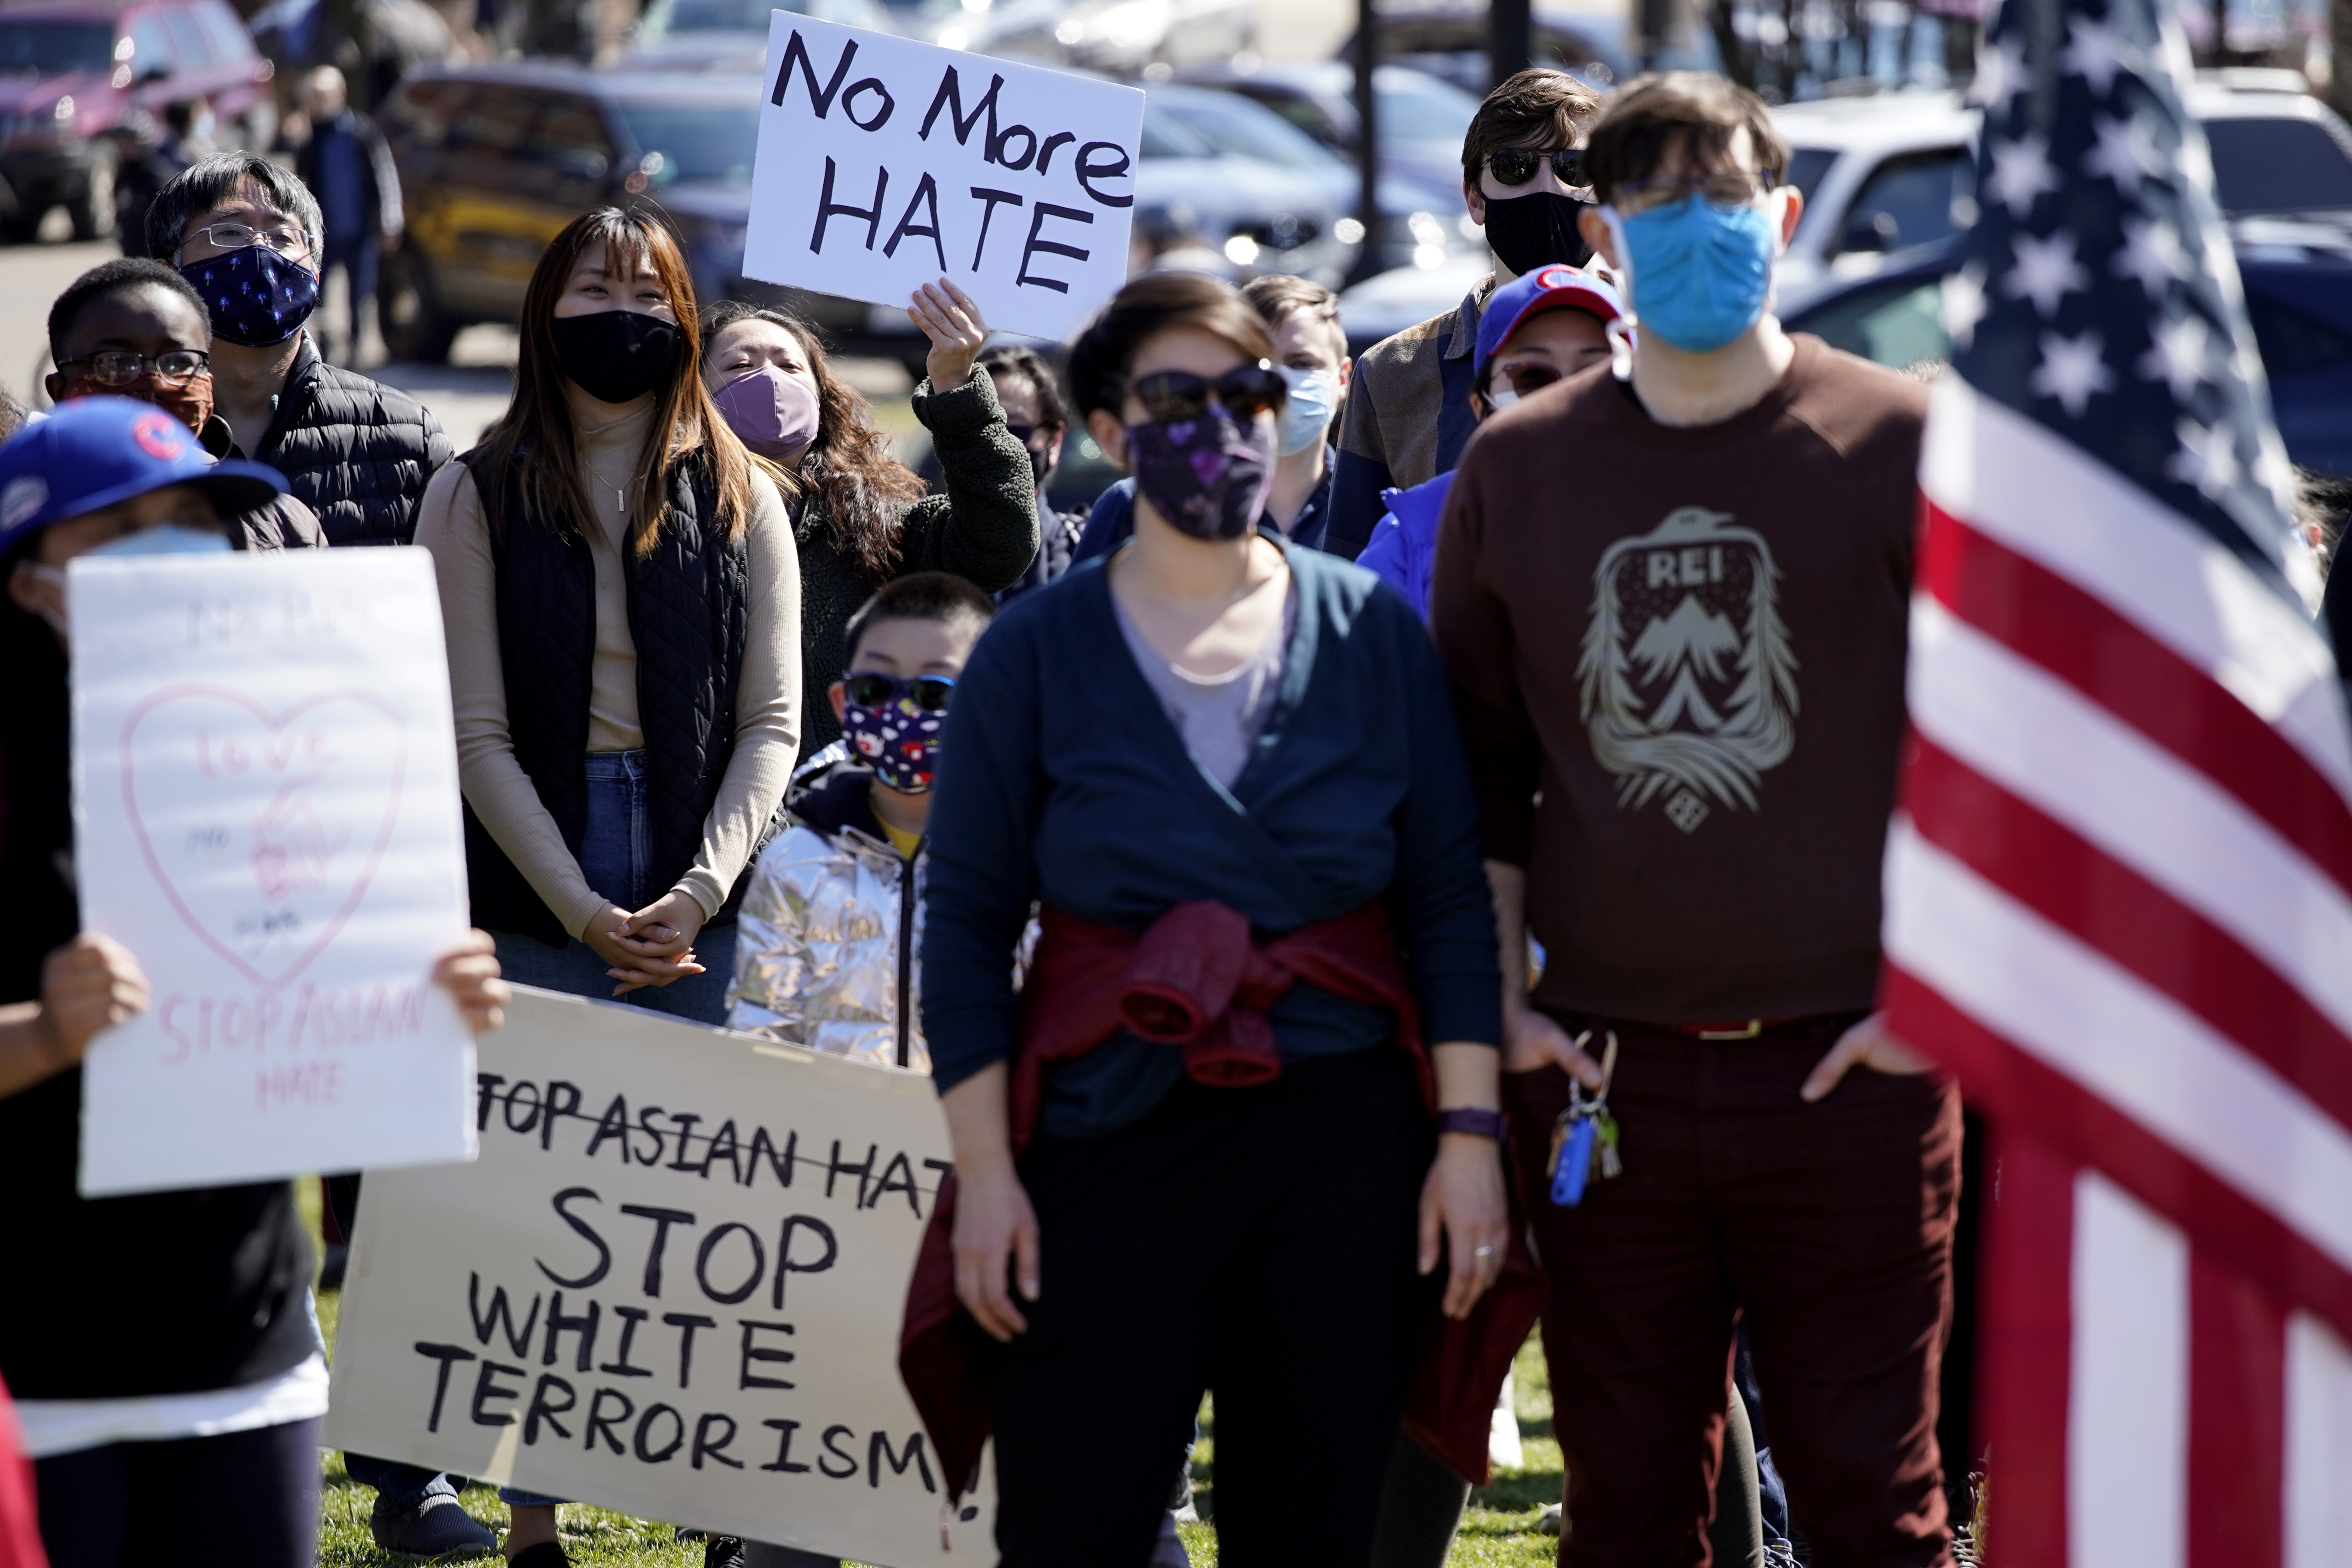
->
[[179, 246, 320, 347], [841, 671, 954, 795], [1127, 406, 1274, 541]]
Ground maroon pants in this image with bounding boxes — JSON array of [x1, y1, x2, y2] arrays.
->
[[1504, 1016, 1961, 1568]]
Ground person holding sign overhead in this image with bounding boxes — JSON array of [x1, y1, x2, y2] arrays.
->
[[0, 397, 509, 1568], [699, 284, 1038, 758], [906, 272, 1519, 1566]]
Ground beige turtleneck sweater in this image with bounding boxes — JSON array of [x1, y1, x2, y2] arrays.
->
[[414, 387, 801, 938]]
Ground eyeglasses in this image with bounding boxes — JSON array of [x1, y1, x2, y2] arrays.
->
[[1125, 362, 1288, 424], [844, 671, 957, 713], [57, 349, 210, 388], [1484, 363, 1564, 400], [1614, 171, 1773, 216], [1485, 146, 1589, 189], [182, 221, 312, 259]]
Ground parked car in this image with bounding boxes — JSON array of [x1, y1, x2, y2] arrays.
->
[[621, 0, 895, 73], [876, 0, 1248, 71], [0, 0, 271, 241], [1174, 61, 1487, 260], [375, 63, 850, 362], [1333, 4, 1640, 97], [1770, 78, 2352, 315], [1784, 220, 2352, 478]]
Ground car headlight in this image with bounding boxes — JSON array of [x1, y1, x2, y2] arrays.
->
[[52, 95, 74, 123]]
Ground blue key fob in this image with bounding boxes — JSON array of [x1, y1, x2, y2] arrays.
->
[[1552, 1115, 1595, 1206]]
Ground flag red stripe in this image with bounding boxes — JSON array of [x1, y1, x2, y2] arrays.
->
[[2186, 1249, 2287, 1568], [1902, 735, 2352, 1136], [1977, 1125, 2073, 1568], [1884, 965, 2352, 1343], [1916, 499, 2352, 901]]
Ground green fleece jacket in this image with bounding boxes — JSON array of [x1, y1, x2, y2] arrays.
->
[[795, 366, 1038, 756]]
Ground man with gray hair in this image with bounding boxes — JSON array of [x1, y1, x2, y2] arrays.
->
[[145, 152, 448, 546]]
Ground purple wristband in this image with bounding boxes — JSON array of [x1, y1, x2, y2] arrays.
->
[[1435, 1107, 1507, 1141]]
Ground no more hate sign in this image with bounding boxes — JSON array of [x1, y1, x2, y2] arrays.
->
[[742, 14, 1144, 341]]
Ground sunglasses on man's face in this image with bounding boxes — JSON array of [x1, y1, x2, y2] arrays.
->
[[844, 671, 957, 713], [1485, 363, 1565, 401], [1484, 146, 1589, 189], [1126, 362, 1288, 424]]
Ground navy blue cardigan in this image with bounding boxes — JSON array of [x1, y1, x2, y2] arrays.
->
[[921, 540, 1501, 1139]]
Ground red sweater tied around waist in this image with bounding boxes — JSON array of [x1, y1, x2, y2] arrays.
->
[[899, 899, 1541, 1501]]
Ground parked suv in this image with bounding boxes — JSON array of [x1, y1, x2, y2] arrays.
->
[[0, 0, 270, 241], [376, 62, 875, 363]]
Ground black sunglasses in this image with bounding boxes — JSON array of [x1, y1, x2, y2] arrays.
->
[[1126, 362, 1288, 424], [1485, 147, 1590, 189], [1486, 363, 1565, 399], [844, 671, 957, 713]]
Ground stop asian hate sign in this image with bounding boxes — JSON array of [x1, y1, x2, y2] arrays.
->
[[741, 13, 1144, 342]]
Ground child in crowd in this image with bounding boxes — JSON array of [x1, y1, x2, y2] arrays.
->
[[726, 572, 998, 1073], [1358, 264, 1623, 617]]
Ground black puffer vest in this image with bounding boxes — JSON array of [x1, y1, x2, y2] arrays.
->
[[462, 445, 755, 947]]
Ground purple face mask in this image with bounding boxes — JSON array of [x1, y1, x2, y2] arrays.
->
[[713, 365, 821, 460], [1127, 406, 1275, 541]]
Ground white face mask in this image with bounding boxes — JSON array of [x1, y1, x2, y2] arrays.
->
[[1485, 385, 1520, 412], [1275, 366, 1341, 456], [23, 523, 231, 639]]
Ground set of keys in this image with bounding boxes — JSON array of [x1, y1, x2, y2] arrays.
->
[[1548, 1029, 1622, 1207]]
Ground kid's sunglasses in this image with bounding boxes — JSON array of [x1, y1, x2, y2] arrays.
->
[[844, 671, 957, 712]]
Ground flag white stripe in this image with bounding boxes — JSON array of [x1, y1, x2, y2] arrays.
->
[[2285, 1311, 2352, 1568], [1919, 374, 2352, 799], [1909, 596, 2352, 1047], [2069, 1172, 2189, 1568], [1884, 819, 2352, 1272]]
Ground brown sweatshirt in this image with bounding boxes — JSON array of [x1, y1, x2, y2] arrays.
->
[[1430, 335, 1928, 1024]]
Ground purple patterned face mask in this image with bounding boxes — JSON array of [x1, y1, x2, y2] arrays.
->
[[1127, 406, 1274, 541]]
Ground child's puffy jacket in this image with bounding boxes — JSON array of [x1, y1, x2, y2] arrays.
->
[[726, 747, 931, 1072], [1354, 469, 1457, 622]]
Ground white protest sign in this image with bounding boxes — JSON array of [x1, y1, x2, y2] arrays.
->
[[70, 550, 475, 1196], [744, 13, 1144, 341], [325, 988, 994, 1565]]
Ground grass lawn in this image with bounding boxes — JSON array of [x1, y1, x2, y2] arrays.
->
[[302, 1184, 1566, 1566]]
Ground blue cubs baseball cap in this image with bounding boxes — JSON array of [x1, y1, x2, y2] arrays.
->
[[1475, 264, 1630, 383], [0, 396, 284, 556]]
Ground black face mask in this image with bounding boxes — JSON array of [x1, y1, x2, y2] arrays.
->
[[549, 310, 681, 404], [1482, 190, 1595, 275]]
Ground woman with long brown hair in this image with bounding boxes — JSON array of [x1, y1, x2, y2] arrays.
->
[[700, 286, 1037, 756], [417, 208, 800, 1015]]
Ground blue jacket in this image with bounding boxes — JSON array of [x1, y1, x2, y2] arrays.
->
[[1354, 470, 1457, 622], [921, 541, 1501, 1139]]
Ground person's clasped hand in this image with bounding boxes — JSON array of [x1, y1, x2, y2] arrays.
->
[[582, 894, 709, 996]]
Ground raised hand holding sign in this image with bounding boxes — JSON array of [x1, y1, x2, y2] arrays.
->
[[743, 15, 1144, 341]]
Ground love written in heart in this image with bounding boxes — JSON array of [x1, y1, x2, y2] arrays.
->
[[70, 552, 478, 1197]]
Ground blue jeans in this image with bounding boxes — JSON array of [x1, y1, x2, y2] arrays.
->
[[488, 752, 737, 1026]]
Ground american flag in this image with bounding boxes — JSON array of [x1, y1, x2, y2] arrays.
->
[[1880, 0, 2352, 1557]]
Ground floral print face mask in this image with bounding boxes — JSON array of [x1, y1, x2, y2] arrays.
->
[[1127, 406, 1275, 540]]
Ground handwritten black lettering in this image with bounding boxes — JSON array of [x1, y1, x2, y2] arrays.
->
[[773, 1215, 838, 1311], [810, 159, 888, 253], [698, 1119, 744, 1182], [867, 1150, 922, 1217], [619, 1203, 698, 1296], [842, 77, 894, 131], [542, 1080, 581, 1150], [739, 1319, 797, 1391], [747, 1125, 795, 1189], [632, 1104, 669, 1166], [634, 1403, 688, 1464], [541, 1292, 600, 1372], [537, 1188, 611, 1289], [583, 1387, 634, 1456], [1037, 130, 1076, 173], [598, 1305, 655, 1378], [869, 1429, 936, 1492], [695, 1222, 767, 1306], [1076, 141, 1134, 208], [759, 1418, 811, 1474], [882, 174, 948, 272], [1018, 203, 1094, 293], [692, 1412, 744, 1471], [919, 65, 1004, 146], [968, 187, 1022, 271], [826, 1140, 875, 1204], [470, 1358, 525, 1427], [468, 1273, 541, 1357], [502, 1079, 542, 1136], [412, 1342, 476, 1432], [523, 1373, 576, 1445], [473, 1073, 506, 1132], [663, 1312, 717, 1389], [818, 1424, 860, 1480], [585, 1095, 632, 1162], [771, 29, 858, 116], [665, 1114, 702, 1171]]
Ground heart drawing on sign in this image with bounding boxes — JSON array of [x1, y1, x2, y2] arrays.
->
[[120, 684, 409, 990]]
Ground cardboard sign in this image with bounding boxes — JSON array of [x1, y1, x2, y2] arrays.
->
[[324, 988, 993, 1564], [70, 551, 476, 1196], [743, 13, 1144, 341]]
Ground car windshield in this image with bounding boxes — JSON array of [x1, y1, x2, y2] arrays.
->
[[1785, 146, 1837, 206], [1155, 91, 1332, 169], [612, 101, 761, 186], [2206, 116, 2352, 214], [0, 20, 115, 75], [1372, 68, 1478, 145], [1140, 105, 1216, 160], [639, 0, 798, 36]]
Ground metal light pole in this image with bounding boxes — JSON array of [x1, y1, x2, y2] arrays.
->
[[1351, 0, 1382, 283], [1491, 0, 1534, 86]]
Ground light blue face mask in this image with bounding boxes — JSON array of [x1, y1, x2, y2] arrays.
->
[[1607, 196, 1778, 354], [88, 522, 232, 557], [1276, 366, 1341, 456]]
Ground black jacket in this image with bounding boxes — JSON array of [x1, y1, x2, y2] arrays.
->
[[227, 336, 450, 546], [463, 449, 764, 947], [293, 108, 403, 246], [797, 368, 1037, 753]]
